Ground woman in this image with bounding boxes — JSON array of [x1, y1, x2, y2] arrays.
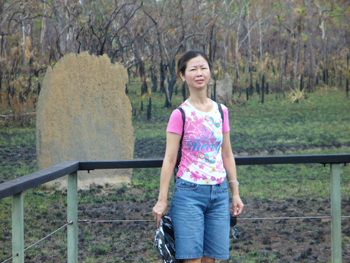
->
[[153, 50, 244, 263]]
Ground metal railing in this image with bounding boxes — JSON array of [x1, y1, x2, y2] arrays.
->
[[0, 154, 350, 263]]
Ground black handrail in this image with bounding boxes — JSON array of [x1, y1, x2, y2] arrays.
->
[[0, 162, 79, 200], [79, 154, 350, 170], [1, 154, 349, 200]]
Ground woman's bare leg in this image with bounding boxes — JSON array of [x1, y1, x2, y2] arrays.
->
[[182, 257, 215, 263], [183, 259, 201, 263], [202, 256, 215, 263]]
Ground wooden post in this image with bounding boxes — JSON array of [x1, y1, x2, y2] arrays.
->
[[330, 164, 342, 263], [67, 172, 78, 263], [12, 192, 24, 263]]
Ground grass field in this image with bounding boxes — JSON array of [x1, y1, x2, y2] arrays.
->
[[1, 83, 350, 196], [127, 82, 350, 200], [0, 82, 350, 262]]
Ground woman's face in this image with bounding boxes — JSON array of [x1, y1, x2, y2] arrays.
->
[[180, 55, 210, 91]]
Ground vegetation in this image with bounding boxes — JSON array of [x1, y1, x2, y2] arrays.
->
[[1, 84, 350, 261], [1, 0, 350, 260], [128, 82, 350, 200], [1, 0, 350, 120], [1, 80, 350, 261]]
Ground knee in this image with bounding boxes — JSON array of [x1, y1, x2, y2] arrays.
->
[[202, 256, 215, 263], [183, 258, 202, 263]]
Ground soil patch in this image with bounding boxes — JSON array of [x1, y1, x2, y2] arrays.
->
[[3, 194, 348, 262], [0, 146, 36, 183], [1, 143, 350, 262]]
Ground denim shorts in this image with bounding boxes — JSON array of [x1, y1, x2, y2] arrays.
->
[[170, 178, 230, 260]]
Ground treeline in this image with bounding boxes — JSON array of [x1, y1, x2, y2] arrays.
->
[[0, 0, 349, 118]]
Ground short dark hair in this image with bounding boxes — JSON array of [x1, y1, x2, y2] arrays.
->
[[177, 50, 212, 78]]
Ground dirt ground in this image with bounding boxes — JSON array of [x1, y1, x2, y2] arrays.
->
[[73, 194, 350, 262], [1, 145, 350, 262]]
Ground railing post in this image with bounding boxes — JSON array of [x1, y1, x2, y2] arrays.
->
[[330, 164, 342, 263], [67, 172, 78, 263], [12, 192, 24, 263]]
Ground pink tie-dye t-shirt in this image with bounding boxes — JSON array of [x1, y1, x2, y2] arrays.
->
[[167, 100, 230, 185]]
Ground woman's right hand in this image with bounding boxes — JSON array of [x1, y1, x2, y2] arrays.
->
[[152, 200, 167, 228]]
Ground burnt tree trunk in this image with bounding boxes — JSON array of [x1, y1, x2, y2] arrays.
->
[[347, 54, 349, 99], [300, 75, 303, 91], [163, 59, 178, 108], [209, 25, 216, 63], [249, 81, 254, 96], [261, 75, 265, 104], [151, 67, 158, 92], [160, 61, 166, 93], [305, 3, 316, 87], [213, 82, 217, 101], [182, 82, 186, 101], [164, 59, 178, 108], [147, 97, 152, 120], [294, 21, 302, 89], [266, 82, 269, 95]]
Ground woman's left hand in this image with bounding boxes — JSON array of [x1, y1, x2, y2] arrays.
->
[[231, 195, 244, 216]]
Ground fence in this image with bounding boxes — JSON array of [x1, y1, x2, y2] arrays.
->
[[0, 154, 350, 263]]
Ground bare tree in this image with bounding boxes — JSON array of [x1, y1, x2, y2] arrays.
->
[[293, 6, 305, 89], [143, 0, 215, 107], [122, 2, 148, 97], [221, 0, 237, 70], [233, 0, 260, 79]]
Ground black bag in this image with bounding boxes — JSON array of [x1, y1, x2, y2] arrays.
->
[[154, 216, 180, 263]]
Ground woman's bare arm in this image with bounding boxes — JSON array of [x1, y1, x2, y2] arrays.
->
[[222, 132, 244, 216], [153, 132, 181, 227]]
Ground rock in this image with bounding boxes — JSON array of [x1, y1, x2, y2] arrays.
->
[[216, 73, 233, 105], [259, 250, 270, 256], [261, 150, 269, 155], [262, 235, 271, 245], [36, 52, 134, 190], [279, 204, 289, 211], [295, 247, 312, 260], [233, 98, 246, 105], [342, 227, 350, 235]]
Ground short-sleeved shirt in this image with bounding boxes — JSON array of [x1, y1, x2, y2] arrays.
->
[[167, 99, 230, 185]]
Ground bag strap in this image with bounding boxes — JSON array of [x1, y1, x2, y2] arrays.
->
[[217, 102, 224, 127], [174, 107, 185, 181], [176, 107, 186, 168]]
